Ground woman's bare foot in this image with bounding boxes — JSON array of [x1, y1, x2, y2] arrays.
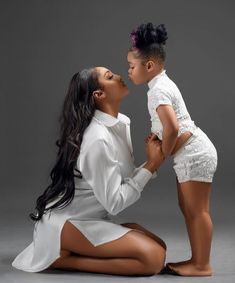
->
[[167, 262, 213, 276]]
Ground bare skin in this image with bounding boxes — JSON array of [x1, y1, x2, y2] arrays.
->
[[167, 179, 213, 276], [127, 50, 214, 277], [47, 67, 166, 276], [94, 66, 165, 175], [49, 221, 166, 276], [122, 222, 167, 250]]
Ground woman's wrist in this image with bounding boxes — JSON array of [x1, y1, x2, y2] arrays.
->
[[143, 161, 158, 174]]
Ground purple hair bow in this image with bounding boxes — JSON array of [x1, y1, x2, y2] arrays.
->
[[130, 31, 137, 48]]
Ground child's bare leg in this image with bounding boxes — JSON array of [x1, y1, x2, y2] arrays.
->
[[168, 181, 213, 276], [167, 179, 192, 268], [49, 221, 165, 276]]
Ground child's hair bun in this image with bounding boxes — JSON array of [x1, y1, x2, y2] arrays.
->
[[131, 23, 168, 49]]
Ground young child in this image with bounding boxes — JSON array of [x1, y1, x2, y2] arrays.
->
[[127, 23, 218, 276]]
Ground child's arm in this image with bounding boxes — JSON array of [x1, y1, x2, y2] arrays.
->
[[157, 105, 179, 158]]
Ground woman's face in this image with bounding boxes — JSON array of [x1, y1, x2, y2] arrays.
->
[[96, 67, 129, 103], [127, 51, 149, 85]]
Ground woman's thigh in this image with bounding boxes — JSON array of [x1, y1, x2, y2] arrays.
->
[[61, 221, 164, 260], [121, 223, 166, 250]]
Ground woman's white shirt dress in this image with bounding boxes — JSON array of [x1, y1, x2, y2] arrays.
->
[[12, 109, 155, 272]]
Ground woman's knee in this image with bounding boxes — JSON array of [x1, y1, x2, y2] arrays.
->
[[122, 223, 167, 251], [137, 241, 166, 275]]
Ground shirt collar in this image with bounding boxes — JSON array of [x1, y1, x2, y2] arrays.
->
[[147, 69, 166, 89], [94, 109, 130, 127]]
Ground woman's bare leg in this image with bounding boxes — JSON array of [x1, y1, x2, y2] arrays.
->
[[49, 221, 166, 276], [168, 181, 213, 276], [121, 223, 167, 250]]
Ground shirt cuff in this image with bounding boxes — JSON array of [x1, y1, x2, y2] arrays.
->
[[135, 162, 157, 179], [151, 170, 157, 179], [132, 167, 153, 190]]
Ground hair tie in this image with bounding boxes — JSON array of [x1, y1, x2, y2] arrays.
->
[[130, 31, 137, 48]]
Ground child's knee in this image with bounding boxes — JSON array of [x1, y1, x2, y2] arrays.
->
[[184, 206, 210, 220]]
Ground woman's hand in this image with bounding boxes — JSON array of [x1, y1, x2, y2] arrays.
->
[[144, 135, 165, 173]]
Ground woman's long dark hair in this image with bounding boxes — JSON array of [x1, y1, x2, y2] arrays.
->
[[30, 68, 100, 221]]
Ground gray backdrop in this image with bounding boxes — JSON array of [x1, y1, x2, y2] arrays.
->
[[1, 0, 235, 282]]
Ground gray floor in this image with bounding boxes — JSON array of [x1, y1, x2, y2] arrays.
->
[[1, 192, 235, 283]]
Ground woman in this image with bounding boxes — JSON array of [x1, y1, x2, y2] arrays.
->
[[12, 66, 166, 276]]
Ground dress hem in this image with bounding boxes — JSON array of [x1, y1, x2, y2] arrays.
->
[[12, 220, 137, 273]]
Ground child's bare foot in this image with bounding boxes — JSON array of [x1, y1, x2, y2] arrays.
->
[[167, 259, 192, 267], [167, 262, 213, 276]]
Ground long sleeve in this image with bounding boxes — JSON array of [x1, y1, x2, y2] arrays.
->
[[134, 162, 157, 179], [79, 139, 153, 215]]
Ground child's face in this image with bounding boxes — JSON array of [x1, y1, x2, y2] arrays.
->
[[127, 51, 149, 85]]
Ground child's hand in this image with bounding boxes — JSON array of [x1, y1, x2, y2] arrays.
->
[[145, 133, 160, 143]]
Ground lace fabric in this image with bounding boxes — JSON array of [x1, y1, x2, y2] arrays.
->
[[147, 71, 197, 140]]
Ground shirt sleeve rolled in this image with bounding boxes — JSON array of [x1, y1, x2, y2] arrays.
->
[[79, 139, 153, 215]]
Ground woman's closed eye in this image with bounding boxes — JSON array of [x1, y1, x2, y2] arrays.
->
[[104, 71, 114, 80]]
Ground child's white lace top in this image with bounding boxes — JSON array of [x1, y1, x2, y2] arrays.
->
[[147, 69, 197, 140]]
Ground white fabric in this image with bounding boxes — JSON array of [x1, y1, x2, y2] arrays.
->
[[173, 127, 218, 183], [12, 110, 154, 272], [147, 69, 197, 140]]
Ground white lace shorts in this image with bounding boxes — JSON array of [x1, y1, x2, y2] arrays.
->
[[173, 127, 218, 183]]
